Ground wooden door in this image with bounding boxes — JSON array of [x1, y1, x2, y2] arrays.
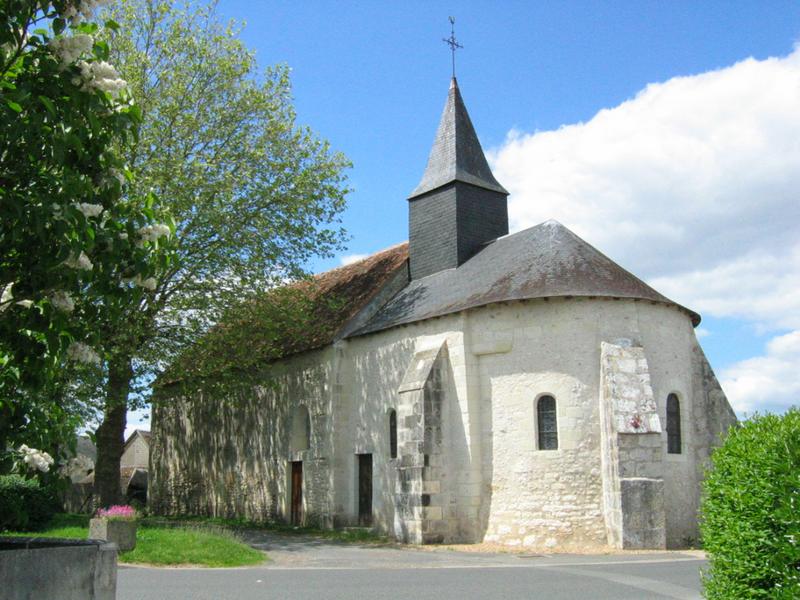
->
[[358, 454, 372, 526], [290, 461, 303, 525]]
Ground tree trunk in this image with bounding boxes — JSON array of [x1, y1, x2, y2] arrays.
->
[[94, 355, 133, 508]]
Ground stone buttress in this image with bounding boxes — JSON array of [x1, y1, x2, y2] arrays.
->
[[393, 342, 450, 543], [599, 340, 666, 549]]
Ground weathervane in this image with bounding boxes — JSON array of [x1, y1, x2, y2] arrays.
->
[[442, 16, 463, 78]]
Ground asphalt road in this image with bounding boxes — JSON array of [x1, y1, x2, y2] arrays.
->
[[117, 534, 705, 600]]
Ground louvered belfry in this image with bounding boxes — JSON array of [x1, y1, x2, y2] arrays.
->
[[408, 78, 509, 280]]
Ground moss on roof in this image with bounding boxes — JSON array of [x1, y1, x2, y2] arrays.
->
[[160, 243, 408, 387]]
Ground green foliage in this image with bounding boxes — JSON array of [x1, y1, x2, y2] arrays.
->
[[81, 0, 350, 504], [0, 1, 174, 454], [0, 475, 60, 531], [95, 0, 350, 376], [700, 409, 800, 599], [5, 513, 266, 567]]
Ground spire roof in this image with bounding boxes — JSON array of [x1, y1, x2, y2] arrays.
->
[[409, 78, 508, 198]]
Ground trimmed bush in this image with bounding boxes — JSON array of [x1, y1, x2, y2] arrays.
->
[[701, 409, 800, 599], [0, 475, 60, 531]]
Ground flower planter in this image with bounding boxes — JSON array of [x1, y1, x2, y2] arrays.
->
[[89, 518, 137, 552]]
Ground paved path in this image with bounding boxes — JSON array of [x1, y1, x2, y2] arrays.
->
[[117, 533, 705, 600]]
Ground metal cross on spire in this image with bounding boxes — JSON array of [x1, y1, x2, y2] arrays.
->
[[442, 16, 463, 78]]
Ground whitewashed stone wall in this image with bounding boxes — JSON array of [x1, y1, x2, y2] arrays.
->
[[150, 347, 336, 525], [150, 295, 735, 550]]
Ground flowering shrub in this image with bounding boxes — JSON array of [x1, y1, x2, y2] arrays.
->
[[0, 1, 175, 450], [17, 444, 55, 473], [96, 504, 137, 520]]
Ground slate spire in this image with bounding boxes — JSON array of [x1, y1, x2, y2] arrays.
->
[[409, 78, 508, 199], [407, 78, 509, 280]]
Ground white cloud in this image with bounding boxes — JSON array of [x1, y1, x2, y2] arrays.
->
[[489, 45, 800, 414], [651, 247, 800, 331], [340, 253, 369, 266], [490, 46, 800, 330], [720, 330, 800, 415]]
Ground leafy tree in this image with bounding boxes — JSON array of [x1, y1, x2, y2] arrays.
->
[[86, 0, 349, 506], [0, 1, 172, 458], [701, 409, 800, 599]]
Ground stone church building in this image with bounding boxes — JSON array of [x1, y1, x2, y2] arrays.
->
[[150, 78, 737, 550]]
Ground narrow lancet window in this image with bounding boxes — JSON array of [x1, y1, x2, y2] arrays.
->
[[667, 394, 682, 454], [389, 409, 398, 459], [537, 395, 558, 450]]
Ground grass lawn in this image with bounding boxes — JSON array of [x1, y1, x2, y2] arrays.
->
[[142, 514, 388, 544], [5, 514, 266, 567]]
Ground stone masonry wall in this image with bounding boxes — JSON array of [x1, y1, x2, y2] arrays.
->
[[468, 297, 721, 550], [149, 347, 335, 525], [150, 294, 735, 549]]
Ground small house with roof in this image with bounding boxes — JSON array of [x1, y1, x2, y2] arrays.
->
[[150, 78, 736, 550]]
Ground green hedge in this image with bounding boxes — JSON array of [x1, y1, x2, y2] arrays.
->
[[700, 409, 800, 599], [0, 475, 60, 531]]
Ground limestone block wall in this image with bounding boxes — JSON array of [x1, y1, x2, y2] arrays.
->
[[472, 300, 607, 550], [149, 293, 736, 550], [342, 317, 475, 540], [394, 343, 448, 543], [599, 340, 665, 549], [467, 297, 732, 550], [149, 347, 335, 525]]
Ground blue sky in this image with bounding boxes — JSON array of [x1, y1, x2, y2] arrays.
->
[[212, 1, 800, 261], [219, 0, 800, 410], [128, 1, 800, 435]]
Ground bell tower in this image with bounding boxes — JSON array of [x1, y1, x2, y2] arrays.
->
[[407, 78, 509, 280]]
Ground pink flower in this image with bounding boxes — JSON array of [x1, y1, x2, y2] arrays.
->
[[96, 505, 136, 519]]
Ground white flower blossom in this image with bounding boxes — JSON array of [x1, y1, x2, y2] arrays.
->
[[137, 224, 171, 243], [66, 341, 101, 365], [75, 60, 128, 97], [133, 274, 157, 291], [64, 251, 93, 271], [59, 0, 112, 26], [74, 202, 103, 218], [0, 285, 33, 311], [0, 283, 13, 311], [50, 290, 75, 313], [19, 445, 55, 473], [118, 232, 128, 240], [48, 33, 93, 66]]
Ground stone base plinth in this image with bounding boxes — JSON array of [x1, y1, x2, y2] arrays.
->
[[89, 518, 137, 552]]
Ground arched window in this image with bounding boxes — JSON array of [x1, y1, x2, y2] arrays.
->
[[537, 395, 558, 450], [667, 394, 681, 454], [290, 405, 311, 452], [388, 409, 397, 459]]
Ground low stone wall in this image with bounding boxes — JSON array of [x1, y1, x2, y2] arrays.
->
[[0, 537, 117, 600]]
